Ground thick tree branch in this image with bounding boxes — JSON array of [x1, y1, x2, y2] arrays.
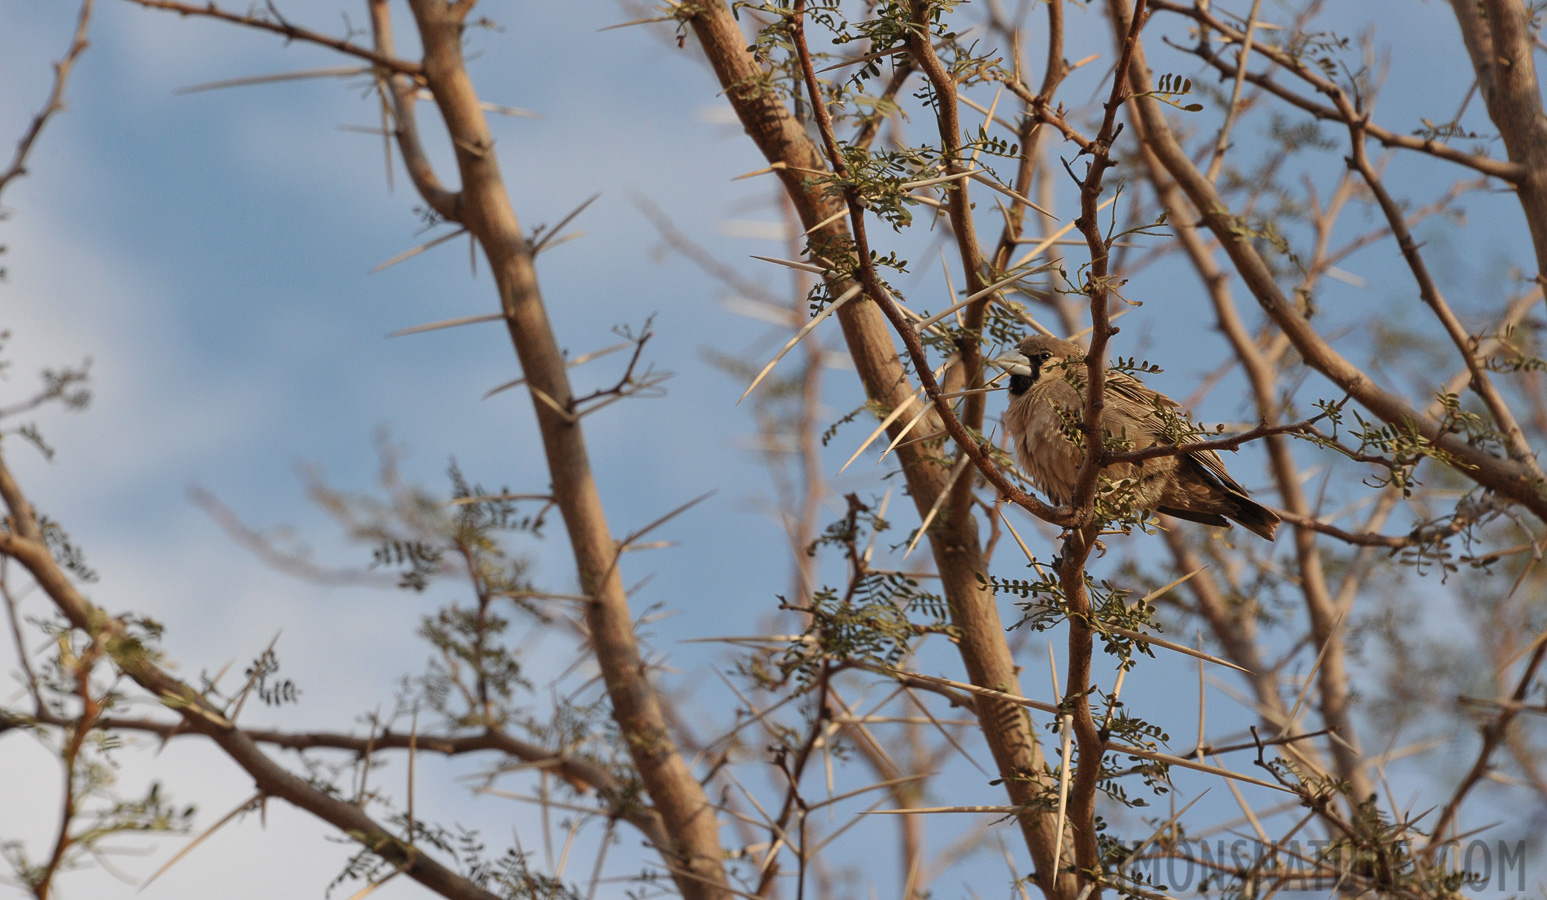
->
[[684, 5, 1074, 896], [395, 3, 729, 897], [1450, 0, 1547, 299]]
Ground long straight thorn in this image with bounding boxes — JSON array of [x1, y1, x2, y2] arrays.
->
[[738, 284, 861, 404]]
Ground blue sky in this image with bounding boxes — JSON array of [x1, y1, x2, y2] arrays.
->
[[2, 1, 1541, 897]]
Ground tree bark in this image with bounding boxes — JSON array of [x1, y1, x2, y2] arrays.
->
[[399, 4, 731, 897], [1450, 0, 1547, 305], [686, 4, 1074, 895]]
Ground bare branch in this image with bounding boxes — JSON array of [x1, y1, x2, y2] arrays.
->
[[0, 0, 93, 204], [1426, 639, 1547, 852], [1341, 107, 1544, 480], [125, 0, 420, 75], [1152, 0, 1524, 182]]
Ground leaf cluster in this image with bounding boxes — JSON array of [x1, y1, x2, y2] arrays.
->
[[244, 647, 301, 707]]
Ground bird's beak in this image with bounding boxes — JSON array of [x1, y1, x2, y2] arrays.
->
[[989, 353, 1034, 377]]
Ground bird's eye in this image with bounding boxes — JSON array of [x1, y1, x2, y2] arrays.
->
[[1038, 351, 1051, 362]]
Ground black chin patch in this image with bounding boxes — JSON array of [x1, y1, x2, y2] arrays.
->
[[1008, 357, 1042, 395]]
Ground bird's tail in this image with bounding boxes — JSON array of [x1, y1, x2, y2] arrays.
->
[[1167, 456, 1282, 541], [1229, 496, 1280, 542]]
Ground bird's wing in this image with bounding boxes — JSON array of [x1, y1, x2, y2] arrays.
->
[[1096, 372, 1252, 496], [1104, 371, 1180, 410], [1058, 363, 1265, 511], [1065, 368, 1177, 410], [1182, 448, 1253, 497], [1094, 371, 1181, 442]]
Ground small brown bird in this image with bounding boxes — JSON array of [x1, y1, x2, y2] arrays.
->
[[999, 335, 1279, 541]]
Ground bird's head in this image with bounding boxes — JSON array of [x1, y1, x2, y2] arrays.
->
[[994, 335, 1082, 396]]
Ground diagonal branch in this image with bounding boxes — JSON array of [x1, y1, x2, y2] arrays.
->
[[0, 452, 504, 900], [393, 3, 729, 898], [1341, 111, 1544, 480], [1151, 0, 1524, 182], [1115, 0, 1547, 525], [125, 0, 421, 75], [0, 0, 94, 203]]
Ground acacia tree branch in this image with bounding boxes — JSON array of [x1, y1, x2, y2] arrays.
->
[[1, 561, 43, 711], [1111, 0, 1547, 525], [986, 2, 1083, 349], [1113, 13, 1372, 799], [1448, 0, 1547, 300], [121, 0, 421, 75], [1426, 639, 1547, 850], [367, 0, 458, 219], [387, 3, 729, 897], [1320, 290, 1545, 613], [1125, 7, 1547, 807], [1341, 112, 1544, 480], [889, 31, 1086, 886], [797, 4, 1147, 891], [1066, 0, 1149, 518], [1134, 140, 1345, 788], [683, 5, 1075, 897], [902, 0, 993, 460], [0, 454, 506, 900], [1201, 0, 1261, 183], [33, 632, 104, 900], [1106, 413, 1331, 465], [121, 1, 729, 896], [993, 0, 1084, 153], [751, 660, 831, 897], [1150, 0, 1524, 182], [0, 707, 675, 851], [791, 4, 1064, 528], [1265, 506, 1509, 556], [0, 0, 93, 203], [823, 691, 926, 900], [1037, 0, 1069, 106], [1046, 6, 1153, 893], [986, 3, 1162, 891]]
